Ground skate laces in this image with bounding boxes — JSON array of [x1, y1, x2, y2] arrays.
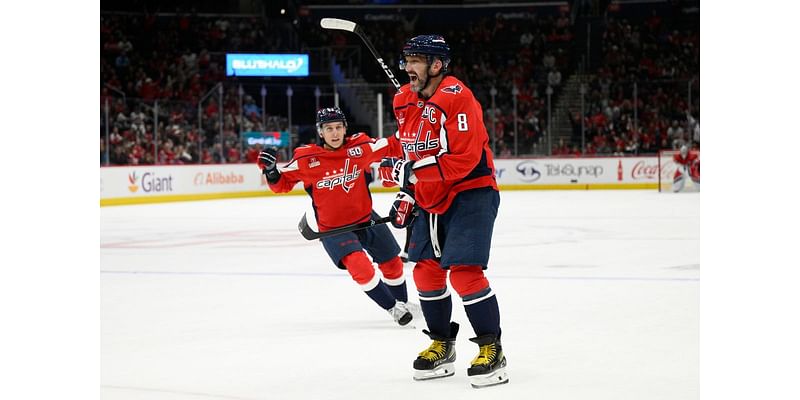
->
[[419, 340, 448, 361], [471, 343, 497, 366]]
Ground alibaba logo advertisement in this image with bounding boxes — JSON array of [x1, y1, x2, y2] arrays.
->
[[127, 171, 174, 194], [193, 172, 245, 186]]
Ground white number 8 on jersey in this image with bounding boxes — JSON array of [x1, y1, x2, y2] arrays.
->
[[457, 113, 468, 131]]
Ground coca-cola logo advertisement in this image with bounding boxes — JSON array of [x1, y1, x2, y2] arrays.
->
[[630, 159, 676, 180]]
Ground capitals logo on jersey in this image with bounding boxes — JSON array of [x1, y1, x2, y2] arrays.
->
[[316, 158, 361, 193], [441, 84, 462, 94]]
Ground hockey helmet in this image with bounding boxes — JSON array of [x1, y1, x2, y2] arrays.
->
[[315, 106, 347, 135], [400, 34, 451, 73]]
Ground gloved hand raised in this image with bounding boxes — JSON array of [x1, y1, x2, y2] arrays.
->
[[257, 147, 281, 184], [389, 189, 417, 229]]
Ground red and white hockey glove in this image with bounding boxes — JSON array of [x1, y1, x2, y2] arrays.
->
[[379, 157, 417, 190], [389, 189, 417, 229]]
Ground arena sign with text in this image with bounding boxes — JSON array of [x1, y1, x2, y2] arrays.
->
[[226, 54, 309, 77], [101, 157, 661, 206], [243, 131, 291, 147]]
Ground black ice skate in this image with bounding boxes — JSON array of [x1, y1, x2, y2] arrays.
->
[[413, 322, 459, 381], [467, 333, 509, 388]]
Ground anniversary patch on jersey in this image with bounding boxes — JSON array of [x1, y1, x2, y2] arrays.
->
[[347, 147, 363, 158], [441, 83, 463, 94]]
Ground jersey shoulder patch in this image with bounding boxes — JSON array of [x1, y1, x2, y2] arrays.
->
[[440, 83, 463, 94]]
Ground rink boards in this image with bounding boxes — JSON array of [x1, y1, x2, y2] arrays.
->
[[100, 156, 663, 206]]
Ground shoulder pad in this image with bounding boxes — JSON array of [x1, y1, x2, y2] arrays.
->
[[294, 144, 322, 157], [345, 132, 371, 147]]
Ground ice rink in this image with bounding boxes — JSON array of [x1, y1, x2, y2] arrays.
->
[[101, 190, 699, 400]]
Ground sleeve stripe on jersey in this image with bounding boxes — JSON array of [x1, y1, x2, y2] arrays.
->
[[437, 112, 450, 155], [394, 102, 417, 111], [368, 137, 390, 152], [413, 156, 445, 181], [278, 158, 300, 173]]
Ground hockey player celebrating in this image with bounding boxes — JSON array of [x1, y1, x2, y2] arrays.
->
[[673, 145, 700, 192], [257, 107, 414, 326], [378, 35, 509, 388]]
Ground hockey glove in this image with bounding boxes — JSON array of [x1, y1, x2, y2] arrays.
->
[[257, 147, 281, 184], [379, 157, 418, 190], [389, 189, 417, 229]]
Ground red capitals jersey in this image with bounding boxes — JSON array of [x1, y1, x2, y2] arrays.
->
[[268, 133, 390, 231], [389, 76, 497, 214]]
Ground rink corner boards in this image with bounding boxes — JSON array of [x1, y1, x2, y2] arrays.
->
[[100, 184, 656, 207]]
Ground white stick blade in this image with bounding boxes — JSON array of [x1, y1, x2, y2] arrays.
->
[[320, 18, 357, 32]]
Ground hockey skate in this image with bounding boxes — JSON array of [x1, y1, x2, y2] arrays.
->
[[413, 322, 459, 381], [388, 301, 413, 326], [467, 333, 509, 388]]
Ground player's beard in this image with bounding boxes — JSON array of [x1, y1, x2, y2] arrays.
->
[[409, 71, 427, 93]]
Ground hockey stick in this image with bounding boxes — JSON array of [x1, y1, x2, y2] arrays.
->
[[298, 213, 392, 240], [319, 18, 412, 258], [320, 18, 401, 91]]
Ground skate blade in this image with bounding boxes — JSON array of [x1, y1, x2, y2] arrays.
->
[[469, 367, 509, 388], [413, 363, 456, 381]]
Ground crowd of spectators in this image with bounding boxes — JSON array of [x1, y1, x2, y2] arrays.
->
[[101, 11, 290, 165], [102, 5, 699, 165], [569, 12, 700, 156]]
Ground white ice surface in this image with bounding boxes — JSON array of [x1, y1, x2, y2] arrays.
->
[[101, 190, 699, 400]]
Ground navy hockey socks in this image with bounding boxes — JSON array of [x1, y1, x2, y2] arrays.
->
[[463, 293, 501, 337], [419, 290, 453, 337], [365, 281, 398, 310], [386, 281, 408, 303]]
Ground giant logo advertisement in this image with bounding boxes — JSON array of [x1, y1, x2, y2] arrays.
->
[[127, 171, 174, 193]]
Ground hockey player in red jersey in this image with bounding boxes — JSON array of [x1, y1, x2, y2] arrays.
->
[[257, 107, 414, 326], [673, 145, 700, 192], [378, 35, 508, 388]]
